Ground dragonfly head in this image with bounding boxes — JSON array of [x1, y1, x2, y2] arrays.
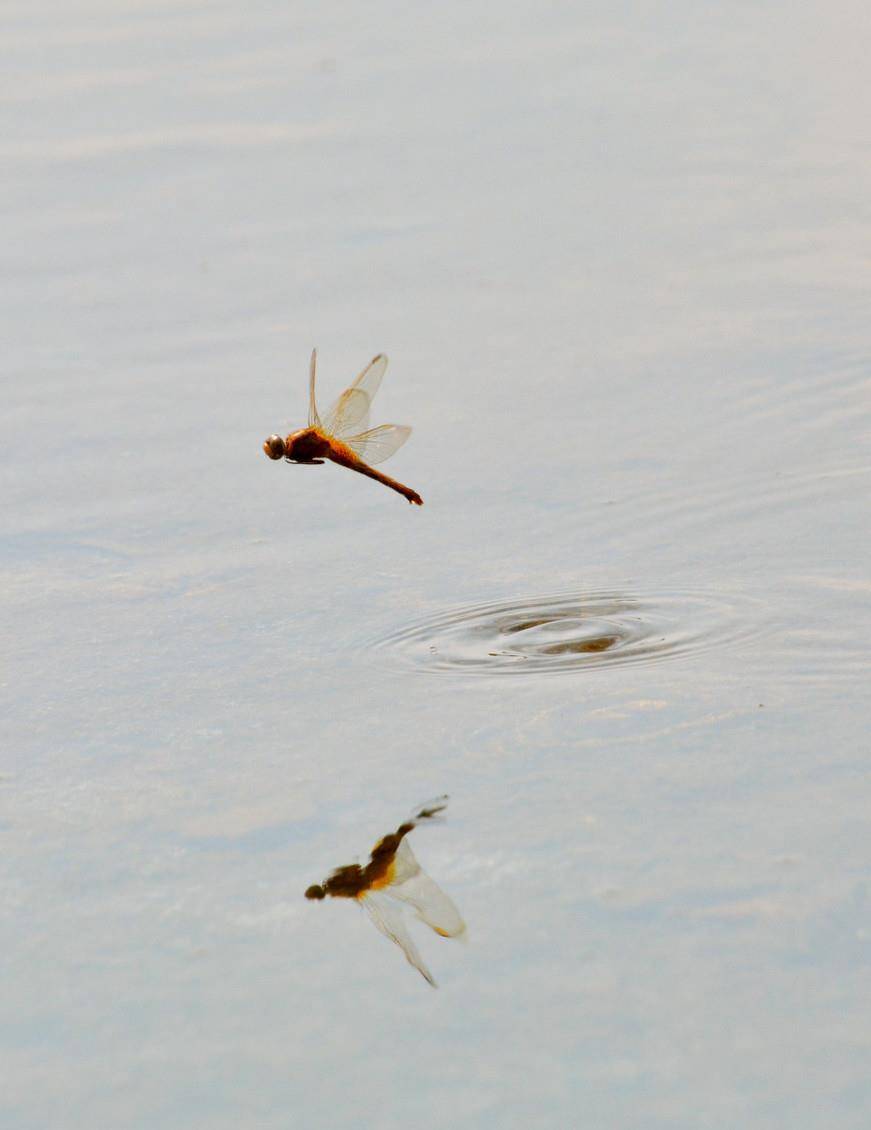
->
[[263, 434, 287, 460], [305, 884, 326, 900]]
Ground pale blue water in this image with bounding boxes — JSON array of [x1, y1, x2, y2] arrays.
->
[[2, 2, 870, 1128]]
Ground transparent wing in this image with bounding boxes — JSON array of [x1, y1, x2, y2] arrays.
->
[[387, 834, 422, 884], [320, 387, 371, 438], [347, 352, 388, 402], [387, 840, 466, 939], [360, 890, 436, 987], [344, 424, 412, 466], [307, 348, 321, 428], [320, 354, 388, 438]]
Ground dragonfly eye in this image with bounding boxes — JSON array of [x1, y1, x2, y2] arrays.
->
[[263, 435, 286, 460], [305, 884, 326, 900]]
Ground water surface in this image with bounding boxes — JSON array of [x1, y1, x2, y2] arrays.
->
[[2, 3, 871, 1129]]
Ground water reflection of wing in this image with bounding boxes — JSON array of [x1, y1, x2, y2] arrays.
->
[[344, 424, 411, 466], [360, 890, 436, 987], [409, 796, 449, 824], [387, 840, 466, 939], [320, 354, 388, 438]]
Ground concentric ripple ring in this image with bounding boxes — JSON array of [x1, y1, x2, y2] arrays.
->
[[371, 589, 764, 676]]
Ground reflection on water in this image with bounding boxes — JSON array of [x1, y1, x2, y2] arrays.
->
[[374, 589, 766, 676], [305, 797, 465, 988]]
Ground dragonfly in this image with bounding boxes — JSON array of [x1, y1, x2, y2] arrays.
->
[[263, 349, 423, 505], [305, 796, 465, 987]]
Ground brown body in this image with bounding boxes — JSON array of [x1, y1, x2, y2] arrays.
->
[[305, 821, 416, 901], [305, 799, 448, 901], [265, 427, 423, 506]]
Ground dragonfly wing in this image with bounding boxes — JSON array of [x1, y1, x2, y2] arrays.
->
[[321, 387, 370, 438], [307, 348, 321, 428], [388, 834, 422, 884], [347, 353, 388, 402], [388, 840, 466, 939], [360, 890, 436, 987], [320, 354, 388, 438], [344, 424, 412, 466]]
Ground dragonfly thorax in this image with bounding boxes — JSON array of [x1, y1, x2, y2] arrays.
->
[[284, 428, 329, 463], [263, 428, 329, 463]]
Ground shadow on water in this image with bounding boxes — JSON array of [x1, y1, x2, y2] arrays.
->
[[372, 589, 766, 677]]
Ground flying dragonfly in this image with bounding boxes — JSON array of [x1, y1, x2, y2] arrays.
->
[[263, 349, 423, 505], [305, 797, 465, 987]]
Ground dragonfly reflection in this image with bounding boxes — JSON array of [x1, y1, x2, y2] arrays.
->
[[264, 350, 423, 505], [305, 797, 465, 986]]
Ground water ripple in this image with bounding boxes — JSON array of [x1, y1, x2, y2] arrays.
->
[[373, 589, 764, 677]]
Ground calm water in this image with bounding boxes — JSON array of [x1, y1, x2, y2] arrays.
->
[[3, 2, 870, 1127]]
